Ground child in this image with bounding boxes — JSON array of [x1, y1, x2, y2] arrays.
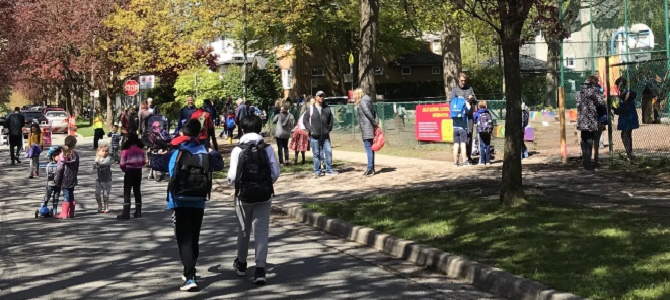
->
[[26, 124, 43, 179], [54, 136, 79, 219], [474, 100, 493, 165], [107, 125, 122, 163], [227, 114, 280, 284], [94, 144, 113, 213], [150, 119, 224, 291], [42, 146, 62, 216], [289, 100, 311, 164], [272, 102, 294, 165], [118, 132, 146, 219], [221, 110, 236, 145]]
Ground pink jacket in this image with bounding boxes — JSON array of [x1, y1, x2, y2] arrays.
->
[[120, 145, 146, 172]]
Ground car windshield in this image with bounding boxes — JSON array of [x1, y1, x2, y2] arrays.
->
[[47, 112, 67, 118]]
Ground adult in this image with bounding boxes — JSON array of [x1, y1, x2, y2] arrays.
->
[[120, 107, 130, 143], [93, 109, 105, 149], [234, 98, 249, 139], [203, 99, 219, 150], [3, 107, 25, 165], [147, 97, 159, 115], [521, 102, 530, 158], [303, 91, 338, 178], [128, 107, 139, 135], [175, 95, 198, 134], [138, 103, 152, 135], [354, 89, 378, 176], [450, 73, 477, 163], [576, 75, 606, 170], [451, 94, 472, 166], [613, 77, 640, 161]]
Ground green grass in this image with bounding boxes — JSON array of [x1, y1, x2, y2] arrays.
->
[[306, 188, 670, 300], [75, 118, 97, 137]]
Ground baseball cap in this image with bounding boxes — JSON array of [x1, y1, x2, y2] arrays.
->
[[315, 91, 326, 97]]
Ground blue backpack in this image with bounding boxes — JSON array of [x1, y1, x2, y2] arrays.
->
[[477, 112, 493, 133], [226, 117, 236, 129], [450, 97, 467, 119]]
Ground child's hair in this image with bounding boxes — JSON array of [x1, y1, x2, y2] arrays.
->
[[122, 132, 145, 150], [241, 114, 262, 134], [182, 119, 202, 138], [30, 124, 41, 135], [282, 101, 291, 112], [62, 136, 77, 158], [96, 144, 110, 158], [227, 110, 234, 115], [113, 125, 119, 130], [478, 100, 487, 109]]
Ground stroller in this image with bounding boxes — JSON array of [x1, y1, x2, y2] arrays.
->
[[143, 115, 173, 182]]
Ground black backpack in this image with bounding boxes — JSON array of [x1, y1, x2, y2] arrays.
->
[[168, 150, 211, 201], [235, 142, 274, 203]]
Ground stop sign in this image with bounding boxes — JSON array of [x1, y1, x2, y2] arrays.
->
[[124, 80, 140, 96]]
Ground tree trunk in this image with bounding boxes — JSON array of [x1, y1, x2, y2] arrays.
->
[[106, 88, 113, 127], [441, 21, 461, 97], [358, 0, 379, 99], [545, 39, 560, 107], [500, 27, 526, 206]]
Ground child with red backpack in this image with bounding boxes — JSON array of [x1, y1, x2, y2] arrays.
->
[[474, 100, 493, 165]]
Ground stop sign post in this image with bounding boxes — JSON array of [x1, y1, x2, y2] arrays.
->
[[124, 80, 140, 97]]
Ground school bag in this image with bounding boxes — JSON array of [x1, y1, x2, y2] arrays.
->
[[477, 112, 493, 133], [450, 97, 467, 119], [226, 117, 236, 129], [234, 142, 274, 203], [168, 150, 211, 201]]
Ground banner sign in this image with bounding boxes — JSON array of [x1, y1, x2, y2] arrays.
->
[[415, 104, 453, 143]]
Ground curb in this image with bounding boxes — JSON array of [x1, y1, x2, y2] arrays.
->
[[275, 204, 589, 300]]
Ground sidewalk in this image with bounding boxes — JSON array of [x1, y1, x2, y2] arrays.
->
[[0, 138, 502, 300]]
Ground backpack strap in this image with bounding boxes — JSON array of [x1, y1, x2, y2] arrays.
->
[[234, 144, 250, 198], [255, 142, 275, 197]]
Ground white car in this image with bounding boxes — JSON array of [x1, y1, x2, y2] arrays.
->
[[45, 111, 69, 128]]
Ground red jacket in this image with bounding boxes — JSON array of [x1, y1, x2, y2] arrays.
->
[[189, 109, 213, 140]]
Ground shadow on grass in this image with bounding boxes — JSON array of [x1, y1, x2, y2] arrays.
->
[[306, 185, 670, 300]]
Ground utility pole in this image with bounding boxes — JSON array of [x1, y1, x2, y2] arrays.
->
[[243, 0, 248, 101]]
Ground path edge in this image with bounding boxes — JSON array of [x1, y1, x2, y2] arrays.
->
[[275, 204, 589, 300]]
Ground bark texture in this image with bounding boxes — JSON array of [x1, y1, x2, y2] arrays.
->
[[358, 0, 379, 99], [442, 21, 462, 97]]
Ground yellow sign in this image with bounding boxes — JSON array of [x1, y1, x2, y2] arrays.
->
[[441, 119, 453, 143], [349, 53, 354, 65]]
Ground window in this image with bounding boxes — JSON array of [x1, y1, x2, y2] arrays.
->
[[568, 80, 576, 92], [311, 67, 325, 77], [282, 69, 293, 90], [432, 66, 441, 75], [535, 29, 544, 42], [564, 56, 576, 69], [401, 66, 412, 75], [374, 66, 384, 76]]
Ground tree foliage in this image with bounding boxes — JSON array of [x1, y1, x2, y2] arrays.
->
[[174, 66, 224, 107]]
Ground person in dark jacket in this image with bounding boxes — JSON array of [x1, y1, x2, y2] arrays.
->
[[354, 89, 378, 176], [613, 77, 640, 161], [4, 107, 26, 165], [175, 95, 197, 134], [234, 98, 249, 139], [450, 73, 477, 163], [303, 91, 337, 178], [203, 99, 218, 151], [576, 75, 606, 169]]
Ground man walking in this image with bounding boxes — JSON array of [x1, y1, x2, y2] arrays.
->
[[450, 73, 477, 163], [303, 91, 338, 178], [175, 96, 197, 134], [4, 107, 25, 165], [234, 98, 249, 139]]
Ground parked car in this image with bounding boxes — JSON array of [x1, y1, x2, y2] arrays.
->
[[43, 106, 65, 115], [45, 111, 69, 128], [21, 110, 48, 127]]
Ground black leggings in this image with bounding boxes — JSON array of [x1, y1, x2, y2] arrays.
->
[[621, 130, 633, 159], [123, 169, 142, 207], [173, 207, 204, 280], [581, 131, 596, 168], [276, 137, 289, 163]]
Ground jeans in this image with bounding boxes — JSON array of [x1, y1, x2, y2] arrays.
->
[[478, 133, 491, 164], [310, 137, 333, 174], [581, 131, 596, 168], [43, 186, 61, 213], [363, 139, 375, 170], [30, 156, 39, 173], [173, 207, 204, 280], [123, 169, 142, 208], [276, 138, 289, 163], [62, 187, 75, 203]]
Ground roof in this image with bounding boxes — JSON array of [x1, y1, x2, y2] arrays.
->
[[481, 55, 547, 72], [392, 52, 443, 66]]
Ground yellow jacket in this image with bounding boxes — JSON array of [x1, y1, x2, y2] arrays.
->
[[27, 131, 43, 149], [93, 115, 104, 129]]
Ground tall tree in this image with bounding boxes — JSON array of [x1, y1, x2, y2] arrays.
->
[[359, 0, 379, 98]]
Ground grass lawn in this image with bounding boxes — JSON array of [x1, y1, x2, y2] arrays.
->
[[75, 118, 99, 137], [306, 188, 670, 300]]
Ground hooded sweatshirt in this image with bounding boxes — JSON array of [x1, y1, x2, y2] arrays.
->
[[227, 133, 280, 186], [273, 112, 294, 139]]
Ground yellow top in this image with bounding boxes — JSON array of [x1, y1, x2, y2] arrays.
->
[[93, 115, 104, 129], [27, 131, 43, 148]]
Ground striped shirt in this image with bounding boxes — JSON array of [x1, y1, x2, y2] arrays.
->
[[120, 145, 146, 172]]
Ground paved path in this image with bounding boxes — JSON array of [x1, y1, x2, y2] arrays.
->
[[0, 136, 502, 300]]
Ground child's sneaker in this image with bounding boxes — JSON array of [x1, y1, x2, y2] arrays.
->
[[233, 258, 247, 276], [180, 278, 197, 291], [29, 172, 34, 179], [253, 267, 266, 284]]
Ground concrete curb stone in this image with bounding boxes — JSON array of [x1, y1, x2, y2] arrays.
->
[[276, 204, 590, 300]]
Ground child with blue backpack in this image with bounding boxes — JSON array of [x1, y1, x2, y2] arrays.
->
[[474, 101, 493, 165], [220, 110, 236, 145]]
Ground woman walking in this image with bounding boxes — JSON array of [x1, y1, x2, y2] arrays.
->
[[613, 77, 640, 161], [273, 102, 294, 165], [289, 98, 312, 165], [354, 88, 378, 176]]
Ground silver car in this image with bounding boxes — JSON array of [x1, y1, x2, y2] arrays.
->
[[45, 111, 69, 128]]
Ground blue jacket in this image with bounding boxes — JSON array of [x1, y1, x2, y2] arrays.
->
[[614, 90, 640, 131], [151, 141, 225, 209], [473, 108, 489, 123]]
